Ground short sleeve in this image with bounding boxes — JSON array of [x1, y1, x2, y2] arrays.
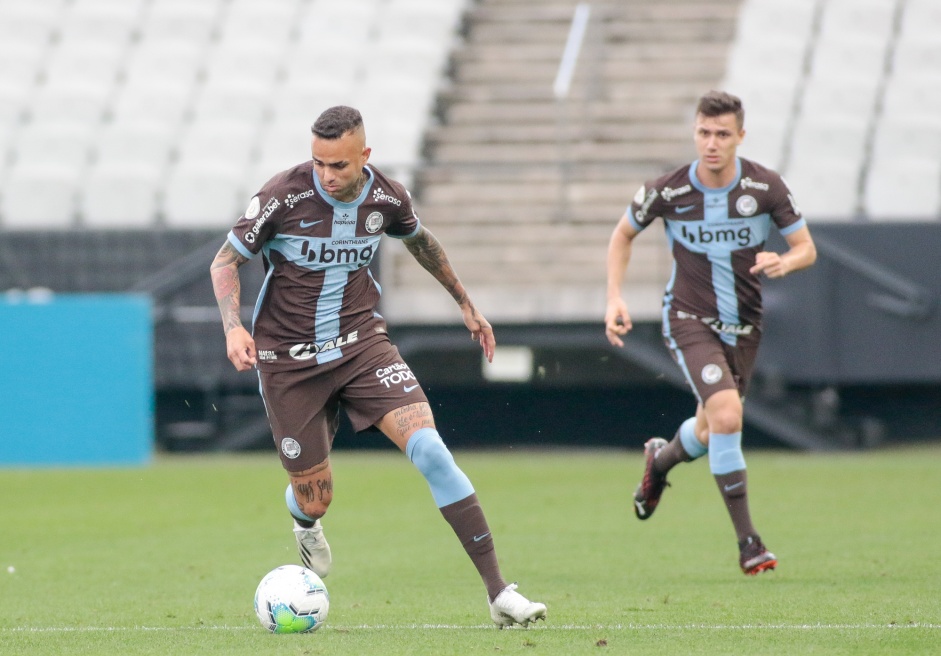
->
[[228, 188, 284, 257], [626, 181, 662, 232], [770, 175, 806, 235], [384, 187, 421, 239]]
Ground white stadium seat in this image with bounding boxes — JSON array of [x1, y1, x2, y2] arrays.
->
[[817, 0, 896, 43], [162, 160, 245, 227], [92, 119, 175, 170], [110, 79, 194, 126], [42, 39, 125, 88], [0, 40, 46, 88], [783, 155, 861, 222], [1, 163, 80, 228], [29, 78, 112, 123], [174, 119, 258, 172], [9, 120, 94, 170], [736, 115, 788, 170], [247, 123, 312, 188], [145, 0, 226, 42], [0, 2, 64, 46], [864, 156, 941, 221], [0, 0, 465, 228], [81, 162, 162, 227]]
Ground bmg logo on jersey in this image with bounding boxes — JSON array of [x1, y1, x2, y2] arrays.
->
[[680, 223, 754, 247], [300, 240, 373, 265]]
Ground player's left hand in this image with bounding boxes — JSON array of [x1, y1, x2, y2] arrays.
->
[[462, 304, 495, 362], [750, 251, 788, 278]]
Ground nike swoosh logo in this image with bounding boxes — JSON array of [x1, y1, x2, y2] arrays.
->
[[403, 384, 419, 393], [676, 205, 696, 214], [473, 532, 491, 542], [300, 219, 322, 228], [723, 481, 744, 492]]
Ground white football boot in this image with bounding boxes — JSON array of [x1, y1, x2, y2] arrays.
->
[[488, 583, 547, 628], [293, 519, 332, 578]]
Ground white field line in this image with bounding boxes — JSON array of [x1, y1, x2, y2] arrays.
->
[[2, 623, 939, 633]]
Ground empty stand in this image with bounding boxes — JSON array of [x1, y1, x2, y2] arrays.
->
[[0, 0, 938, 319], [403, 0, 737, 322], [2, 163, 80, 228], [81, 162, 163, 227]]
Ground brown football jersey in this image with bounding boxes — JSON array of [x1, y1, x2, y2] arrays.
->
[[627, 157, 806, 334], [228, 161, 419, 370]]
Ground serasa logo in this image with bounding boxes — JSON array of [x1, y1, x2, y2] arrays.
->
[[372, 186, 402, 206], [680, 224, 754, 247], [300, 240, 373, 265], [285, 189, 316, 209], [661, 184, 692, 201]]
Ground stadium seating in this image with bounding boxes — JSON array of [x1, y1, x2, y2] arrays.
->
[[0, 0, 465, 230], [0, 0, 938, 325], [722, 0, 941, 223]]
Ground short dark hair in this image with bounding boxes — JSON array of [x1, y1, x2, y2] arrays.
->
[[311, 106, 364, 139], [696, 90, 744, 129]]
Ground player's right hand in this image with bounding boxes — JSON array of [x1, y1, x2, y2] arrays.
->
[[226, 326, 257, 371], [604, 298, 632, 348]]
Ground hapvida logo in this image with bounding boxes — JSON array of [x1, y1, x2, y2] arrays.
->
[[681, 224, 754, 247]]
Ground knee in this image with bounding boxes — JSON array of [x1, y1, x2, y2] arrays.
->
[[286, 482, 331, 521], [709, 411, 742, 435], [705, 394, 743, 435], [407, 429, 457, 475], [406, 427, 475, 507], [297, 497, 330, 520]]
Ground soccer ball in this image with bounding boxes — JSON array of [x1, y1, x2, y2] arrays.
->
[[253, 565, 329, 634]]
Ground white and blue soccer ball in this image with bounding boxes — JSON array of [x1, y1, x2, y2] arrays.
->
[[254, 564, 329, 634]]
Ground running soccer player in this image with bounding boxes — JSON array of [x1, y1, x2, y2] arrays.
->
[[210, 106, 545, 627], [604, 90, 817, 575]]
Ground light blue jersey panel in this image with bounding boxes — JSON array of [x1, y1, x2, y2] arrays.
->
[[260, 168, 384, 364], [664, 161, 773, 346]]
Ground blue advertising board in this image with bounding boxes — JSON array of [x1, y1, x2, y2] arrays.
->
[[0, 294, 153, 466]]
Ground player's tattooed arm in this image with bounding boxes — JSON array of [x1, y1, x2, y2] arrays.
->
[[210, 241, 249, 334], [403, 226, 496, 362], [402, 226, 469, 306]]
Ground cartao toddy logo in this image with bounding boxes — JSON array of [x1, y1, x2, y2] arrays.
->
[[680, 224, 754, 247], [300, 240, 373, 265]]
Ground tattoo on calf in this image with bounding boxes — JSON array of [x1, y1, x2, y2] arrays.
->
[[316, 478, 332, 501], [297, 481, 315, 503]]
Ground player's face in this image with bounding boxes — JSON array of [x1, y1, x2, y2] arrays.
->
[[694, 113, 744, 185], [311, 128, 371, 202]]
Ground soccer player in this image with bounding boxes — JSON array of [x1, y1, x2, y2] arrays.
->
[[210, 106, 546, 627], [604, 91, 817, 575]]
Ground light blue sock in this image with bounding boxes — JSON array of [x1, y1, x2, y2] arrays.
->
[[708, 432, 746, 474], [285, 483, 317, 523], [678, 417, 708, 460], [406, 428, 474, 508]]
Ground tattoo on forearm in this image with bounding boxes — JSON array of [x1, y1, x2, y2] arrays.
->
[[404, 228, 466, 304], [210, 243, 248, 334]]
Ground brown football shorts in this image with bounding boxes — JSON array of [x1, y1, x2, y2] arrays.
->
[[258, 338, 428, 472], [663, 313, 761, 405]]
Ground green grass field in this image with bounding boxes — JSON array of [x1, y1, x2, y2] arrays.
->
[[1, 446, 939, 655]]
